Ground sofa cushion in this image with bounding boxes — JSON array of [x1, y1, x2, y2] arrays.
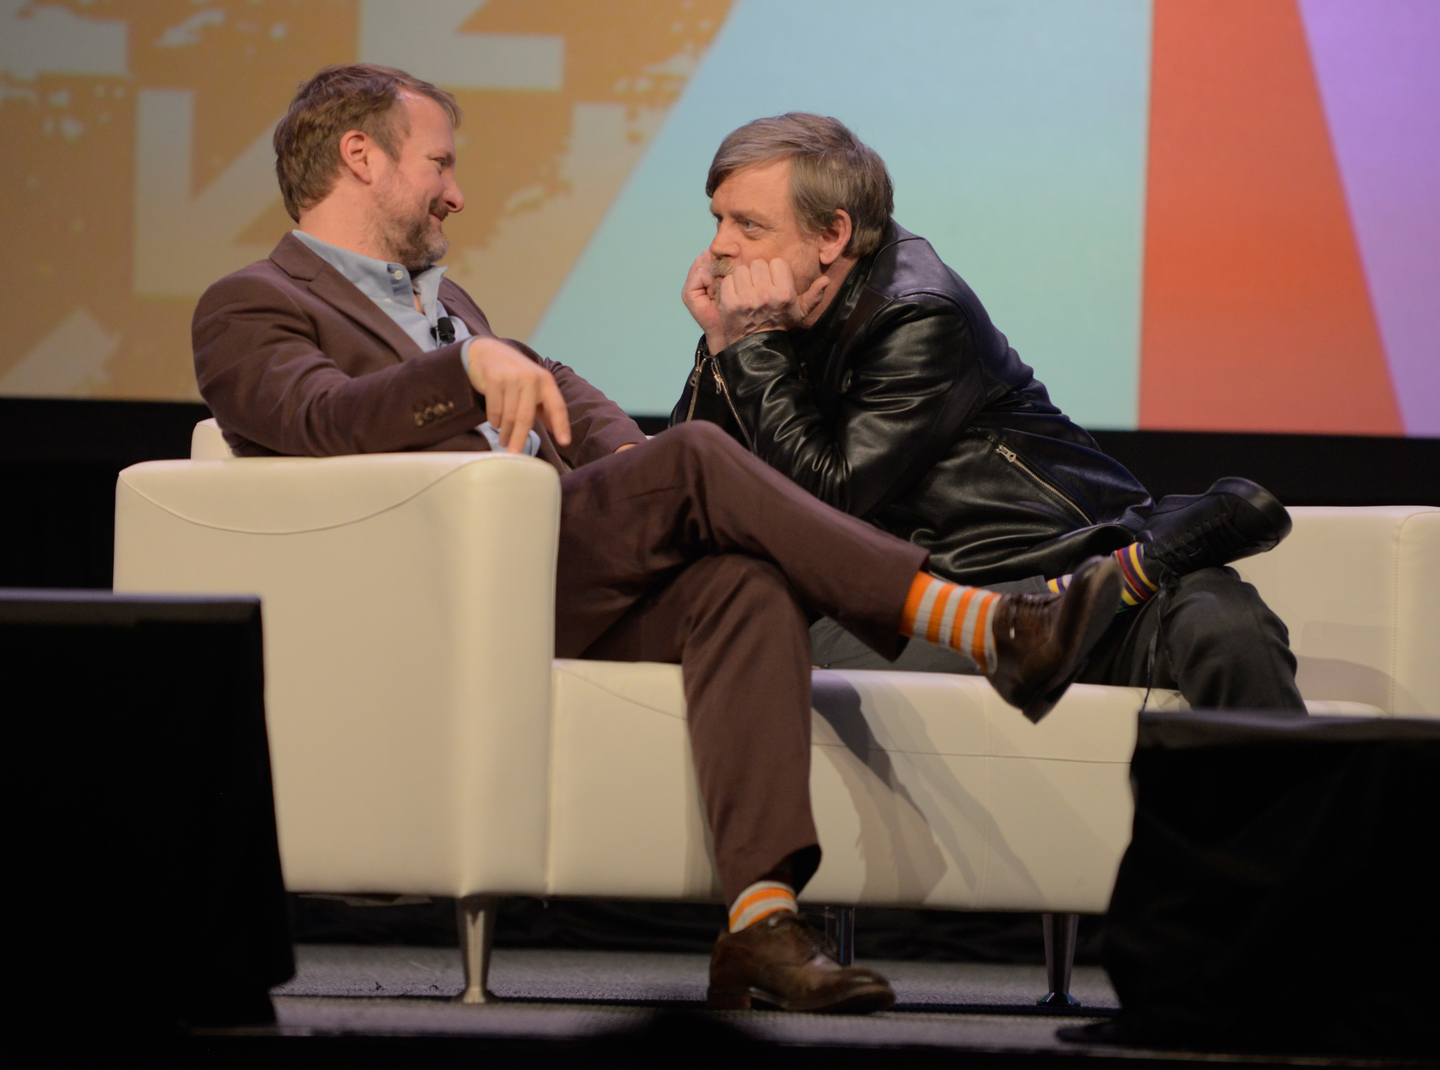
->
[[1234, 507, 1439, 715], [547, 659, 1164, 912]]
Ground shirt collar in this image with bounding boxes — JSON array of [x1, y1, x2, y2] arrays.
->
[[292, 229, 449, 324]]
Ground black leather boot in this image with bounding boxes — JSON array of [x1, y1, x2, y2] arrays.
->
[[1139, 477, 1292, 581]]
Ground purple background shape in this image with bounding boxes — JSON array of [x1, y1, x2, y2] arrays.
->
[[1301, 0, 1440, 437]]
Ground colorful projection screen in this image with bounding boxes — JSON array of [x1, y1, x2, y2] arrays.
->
[[2, 0, 1436, 435]]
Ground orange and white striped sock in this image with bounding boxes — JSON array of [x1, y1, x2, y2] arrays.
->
[[728, 881, 797, 932], [900, 573, 1000, 673]]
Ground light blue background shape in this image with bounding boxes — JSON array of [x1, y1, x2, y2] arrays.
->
[[530, 0, 1153, 428]]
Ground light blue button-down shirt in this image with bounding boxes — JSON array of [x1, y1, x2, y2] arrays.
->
[[293, 230, 538, 456]]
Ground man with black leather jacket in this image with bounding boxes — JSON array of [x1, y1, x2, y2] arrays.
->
[[671, 113, 1304, 711]]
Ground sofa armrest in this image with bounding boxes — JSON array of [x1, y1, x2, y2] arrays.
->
[[191, 417, 233, 459], [1233, 506, 1440, 715], [114, 452, 561, 894]]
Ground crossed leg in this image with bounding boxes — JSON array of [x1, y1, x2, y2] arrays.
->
[[552, 421, 929, 901], [577, 553, 821, 903]]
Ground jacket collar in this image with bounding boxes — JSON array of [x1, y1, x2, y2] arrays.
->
[[269, 233, 491, 364], [794, 220, 915, 361], [270, 233, 427, 361]]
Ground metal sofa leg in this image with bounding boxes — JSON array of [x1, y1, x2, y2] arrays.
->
[[1037, 912, 1081, 1006], [823, 906, 856, 966], [457, 895, 498, 1004]]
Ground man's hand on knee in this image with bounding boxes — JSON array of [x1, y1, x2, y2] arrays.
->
[[465, 337, 572, 452]]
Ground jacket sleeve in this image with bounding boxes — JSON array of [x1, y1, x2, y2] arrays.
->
[[193, 273, 484, 457], [505, 340, 649, 466], [713, 298, 988, 517], [195, 271, 647, 461]]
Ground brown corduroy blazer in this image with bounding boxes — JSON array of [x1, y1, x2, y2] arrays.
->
[[192, 233, 647, 467]]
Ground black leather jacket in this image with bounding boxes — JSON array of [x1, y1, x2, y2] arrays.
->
[[670, 222, 1152, 585]]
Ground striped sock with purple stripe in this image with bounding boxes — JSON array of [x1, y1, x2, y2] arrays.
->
[[1048, 543, 1160, 608]]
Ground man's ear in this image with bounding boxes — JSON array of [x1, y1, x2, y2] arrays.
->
[[818, 209, 853, 268], [337, 129, 376, 184]]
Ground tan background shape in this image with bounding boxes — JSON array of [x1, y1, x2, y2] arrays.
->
[[0, 0, 732, 400]]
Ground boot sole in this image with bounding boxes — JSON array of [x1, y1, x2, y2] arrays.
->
[[1206, 477, 1293, 552], [708, 982, 896, 1014], [1021, 557, 1122, 724], [1146, 478, 1293, 564]]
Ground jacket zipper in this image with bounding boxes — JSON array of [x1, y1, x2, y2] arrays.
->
[[708, 359, 753, 449], [684, 352, 703, 421], [683, 343, 753, 450], [995, 442, 1092, 523]]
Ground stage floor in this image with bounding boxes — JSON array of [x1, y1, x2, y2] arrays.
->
[[272, 944, 1118, 1049], [247, 945, 1426, 1066]]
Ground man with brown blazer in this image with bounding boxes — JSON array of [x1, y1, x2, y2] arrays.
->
[[193, 64, 1122, 1014]]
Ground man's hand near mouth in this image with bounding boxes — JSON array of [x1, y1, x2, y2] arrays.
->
[[682, 252, 829, 355]]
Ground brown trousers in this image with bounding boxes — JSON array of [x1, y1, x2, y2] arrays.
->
[[553, 422, 929, 904]]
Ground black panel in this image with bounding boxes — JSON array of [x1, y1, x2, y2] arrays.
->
[[289, 893, 1102, 965], [1089, 429, 1440, 507], [0, 399, 209, 589], [2, 399, 1436, 590], [4, 591, 293, 1037], [1095, 710, 1438, 1055], [645, 416, 1440, 507], [0, 396, 210, 465]]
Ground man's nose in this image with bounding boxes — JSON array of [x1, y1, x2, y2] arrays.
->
[[709, 222, 738, 258], [444, 178, 464, 214]]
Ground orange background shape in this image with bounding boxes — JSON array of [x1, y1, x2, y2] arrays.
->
[[1139, 0, 1401, 434]]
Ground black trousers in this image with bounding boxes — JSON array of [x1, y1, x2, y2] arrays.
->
[[813, 566, 1305, 712]]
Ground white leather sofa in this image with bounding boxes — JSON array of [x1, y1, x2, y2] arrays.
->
[[112, 421, 1439, 1002]]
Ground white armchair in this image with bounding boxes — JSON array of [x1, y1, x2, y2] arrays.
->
[[113, 420, 1439, 1001]]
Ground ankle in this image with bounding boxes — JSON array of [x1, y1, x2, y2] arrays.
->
[[1114, 543, 1160, 606], [729, 880, 797, 932], [901, 573, 999, 673]]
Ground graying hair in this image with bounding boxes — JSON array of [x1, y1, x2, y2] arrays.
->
[[707, 113, 893, 257]]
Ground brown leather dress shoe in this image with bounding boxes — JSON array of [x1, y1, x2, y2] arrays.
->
[[987, 555, 1121, 723], [707, 912, 895, 1014]]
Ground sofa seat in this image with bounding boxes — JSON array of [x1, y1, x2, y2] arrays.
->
[[551, 659, 1173, 914]]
